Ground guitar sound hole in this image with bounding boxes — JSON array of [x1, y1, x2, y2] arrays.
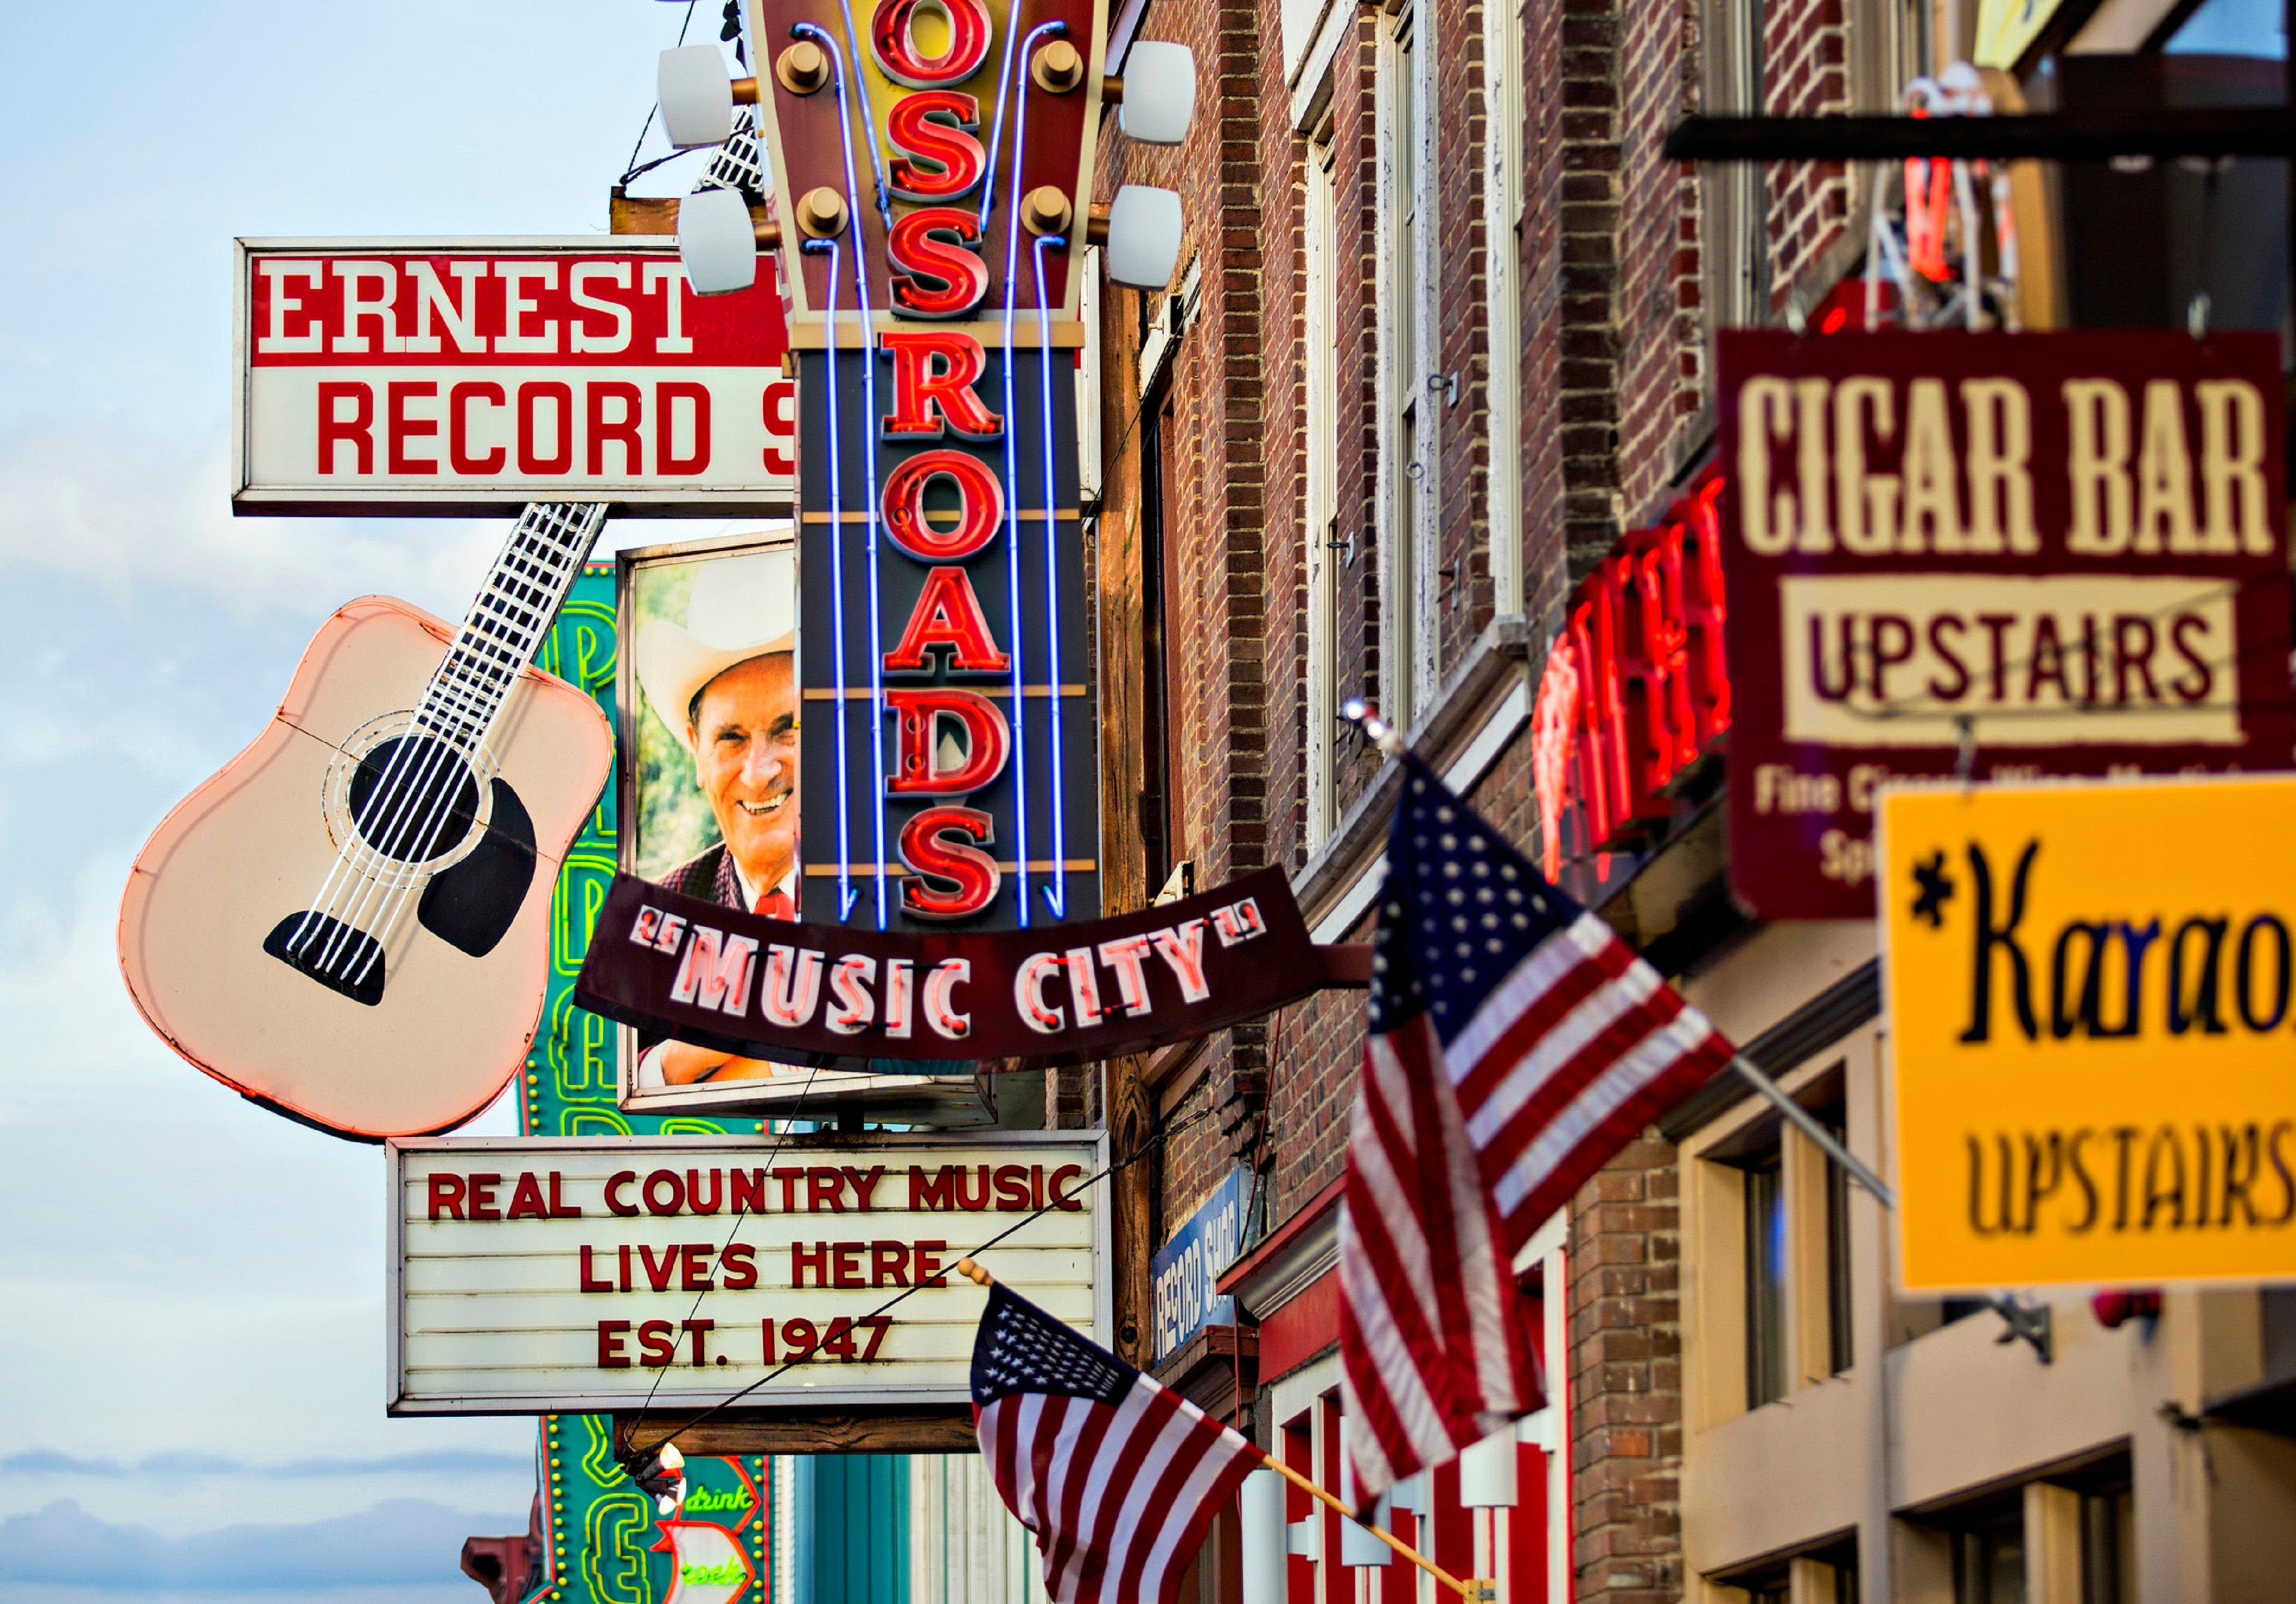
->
[[347, 736, 481, 866]]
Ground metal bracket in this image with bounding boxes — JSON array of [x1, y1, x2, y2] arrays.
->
[[1990, 1294, 2053, 1363]]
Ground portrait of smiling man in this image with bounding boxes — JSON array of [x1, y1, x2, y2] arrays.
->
[[627, 541, 802, 1087]]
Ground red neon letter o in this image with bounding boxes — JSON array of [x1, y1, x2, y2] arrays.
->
[[882, 448, 1003, 560], [871, 0, 993, 87]]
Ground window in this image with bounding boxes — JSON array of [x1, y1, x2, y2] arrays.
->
[[1712, 1078, 1858, 1414], [1952, 1499, 2027, 1604], [1302, 120, 1343, 852], [1480, 0, 1526, 614], [2080, 1480, 2135, 1604], [1744, 1144, 1790, 1408], [1378, 7, 1436, 728], [1139, 391, 1177, 888], [1700, 0, 1770, 329], [1824, 1109, 1855, 1375]]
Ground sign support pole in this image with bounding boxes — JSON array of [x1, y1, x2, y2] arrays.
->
[[1729, 1054, 1894, 1209]]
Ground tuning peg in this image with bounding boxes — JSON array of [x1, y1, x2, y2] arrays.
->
[[658, 44, 761, 148], [1117, 42, 1195, 146], [1102, 184, 1183, 289], [679, 185, 781, 295]]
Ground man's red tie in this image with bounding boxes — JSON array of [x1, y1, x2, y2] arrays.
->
[[756, 889, 795, 920]]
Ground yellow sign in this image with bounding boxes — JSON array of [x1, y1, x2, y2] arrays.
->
[[1973, 0, 2071, 71], [1882, 775, 2296, 1291]]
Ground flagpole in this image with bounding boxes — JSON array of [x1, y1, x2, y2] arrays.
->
[[952, 1259, 1494, 1603], [1729, 1055, 1895, 1207], [1337, 702, 1895, 1212]]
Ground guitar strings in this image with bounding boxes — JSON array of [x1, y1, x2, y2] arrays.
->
[[341, 503, 608, 985], [291, 503, 602, 986], [317, 503, 595, 981]]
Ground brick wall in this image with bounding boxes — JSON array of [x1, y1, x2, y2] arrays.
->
[[1570, 1136, 1684, 1602], [1763, 0, 1852, 307]]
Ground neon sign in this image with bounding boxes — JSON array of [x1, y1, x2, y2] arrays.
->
[[1532, 468, 1731, 880]]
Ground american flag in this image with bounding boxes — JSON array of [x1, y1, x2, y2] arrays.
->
[[973, 1282, 1264, 1604], [1341, 755, 1735, 1499]]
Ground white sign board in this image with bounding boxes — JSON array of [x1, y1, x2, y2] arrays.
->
[[388, 1133, 1106, 1415], [234, 239, 796, 515]]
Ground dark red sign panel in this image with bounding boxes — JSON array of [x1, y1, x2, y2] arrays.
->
[[576, 865, 1332, 1065], [1718, 330, 2292, 919]]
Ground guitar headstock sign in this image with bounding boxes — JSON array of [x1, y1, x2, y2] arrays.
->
[[753, 0, 1110, 934], [654, 0, 1192, 943]]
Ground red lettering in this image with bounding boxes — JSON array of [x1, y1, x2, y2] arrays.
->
[[899, 807, 1000, 919], [684, 1318, 714, 1365], [604, 1171, 639, 1216], [317, 382, 373, 474], [808, 1169, 846, 1213], [637, 1318, 677, 1368], [870, 0, 992, 86], [681, 1243, 713, 1292], [597, 1319, 632, 1368], [656, 381, 710, 474], [505, 1172, 548, 1220], [1049, 1164, 1085, 1210], [548, 1172, 581, 1219], [914, 1240, 948, 1285], [386, 381, 438, 474], [993, 1164, 1031, 1210], [791, 1241, 829, 1287], [885, 567, 1010, 672], [887, 91, 985, 200], [881, 448, 1003, 559], [887, 688, 1008, 794], [880, 330, 1002, 440], [639, 1243, 677, 1292], [467, 1173, 502, 1221], [872, 1241, 911, 1286], [517, 382, 573, 474], [832, 1242, 866, 1288], [887, 208, 990, 319], [762, 377, 796, 475], [580, 1245, 613, 1292], [643, 1170, 683, 1216], [426, 1173, 465, 1220], [585, 380, 643, 475], [447, 381, 506, 472], [721, 1242, 759, 1289]]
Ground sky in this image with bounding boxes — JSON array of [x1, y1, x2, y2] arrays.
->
[[0, 4, 751, 1599]]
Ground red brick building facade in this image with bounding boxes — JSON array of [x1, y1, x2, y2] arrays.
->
[[1064, 0, 2289, 1599]]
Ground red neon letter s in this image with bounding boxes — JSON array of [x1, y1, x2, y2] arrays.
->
[[884, 566, 1010, 673], [887, 208, 990, 320], [899, 807, 1000, 919], [871, 0, 992, 86], [887, 92, 985, 202], [886, 688, 1009, 794], [880, 331, 1002, 440]]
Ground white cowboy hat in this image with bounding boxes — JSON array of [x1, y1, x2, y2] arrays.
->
[[634, 547, 797, 752]]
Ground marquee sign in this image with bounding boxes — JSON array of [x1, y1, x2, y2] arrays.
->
[[233, 239, 795, 514], [389, 1131, 1106, 1414], [1718, 330, 2291, 919]]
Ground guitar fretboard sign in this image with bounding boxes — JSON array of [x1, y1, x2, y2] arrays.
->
[[234, 238, 796, 516]]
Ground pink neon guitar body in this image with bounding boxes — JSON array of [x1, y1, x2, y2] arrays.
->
[[118, 595, 610, 1139]]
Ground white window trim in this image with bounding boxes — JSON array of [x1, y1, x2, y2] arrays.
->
[[1480, 0, 1526, 617], [1303, 123, 1341, 853], [1374, 3, 1440, 729]]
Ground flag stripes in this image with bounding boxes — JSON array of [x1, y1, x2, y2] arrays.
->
[[1341, 757, 1734, 1502]]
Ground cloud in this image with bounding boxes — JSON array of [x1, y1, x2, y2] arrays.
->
[[0, 1498, 526, 1590], [0, 1450, 532, 1482]]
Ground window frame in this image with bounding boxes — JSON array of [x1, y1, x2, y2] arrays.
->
[[1375, 0, 1438, 729], [1303, 115, 1344, 852]]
